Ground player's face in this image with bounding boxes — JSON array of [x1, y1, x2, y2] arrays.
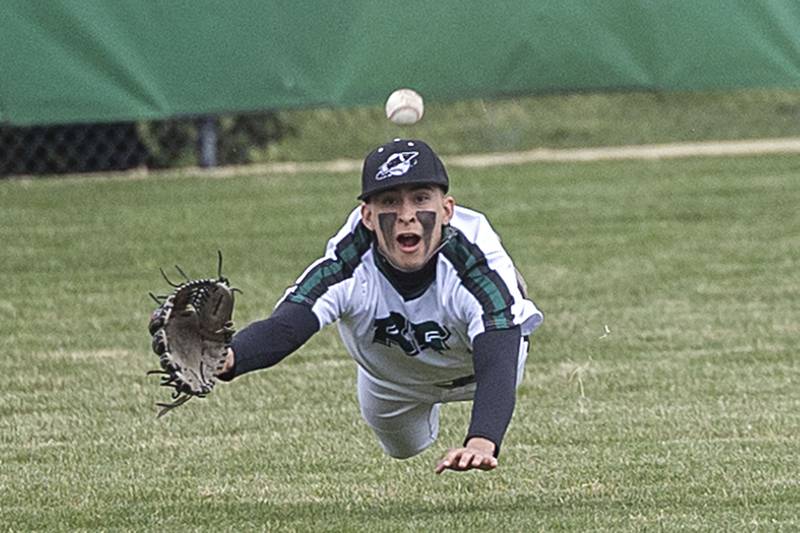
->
[[361, 185, 454, 272]]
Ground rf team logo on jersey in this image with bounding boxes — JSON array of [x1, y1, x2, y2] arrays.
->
[[375, 151, 419, 181], [373, 312, 451, 356]]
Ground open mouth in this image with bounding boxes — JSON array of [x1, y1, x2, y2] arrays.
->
[[396, 233, 421, 251]]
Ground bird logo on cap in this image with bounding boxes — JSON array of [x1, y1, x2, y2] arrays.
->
[[375, 151, 419, 181]]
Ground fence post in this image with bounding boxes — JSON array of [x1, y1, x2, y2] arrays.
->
[[198, 115, 218, 167]]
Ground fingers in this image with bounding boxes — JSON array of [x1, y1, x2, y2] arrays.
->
[[214, 348, 235, 379], [435, 448, 498, 474], [434, 449, 458, 474]]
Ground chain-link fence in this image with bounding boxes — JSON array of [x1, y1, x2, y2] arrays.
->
[[0, 111, 294, 177]]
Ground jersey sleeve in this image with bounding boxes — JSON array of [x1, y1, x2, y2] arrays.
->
[[465, 326, 521, 456], [281, 207, 373, 328], [221, 300, 320, 380], [444, 210, 543, 342]]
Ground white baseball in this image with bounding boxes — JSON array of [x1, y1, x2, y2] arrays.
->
[[385, 88, 424, 125]]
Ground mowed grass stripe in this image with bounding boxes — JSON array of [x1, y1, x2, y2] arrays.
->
[[1, 154, 798, 531]]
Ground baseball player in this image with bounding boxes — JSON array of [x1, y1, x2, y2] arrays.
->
[[218, 139, 543, 473]]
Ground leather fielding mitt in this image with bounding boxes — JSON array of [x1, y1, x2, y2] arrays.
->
[[147, 252, 237, 417]]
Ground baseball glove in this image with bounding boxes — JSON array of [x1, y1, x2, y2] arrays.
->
[[147, 251, 237, 417]]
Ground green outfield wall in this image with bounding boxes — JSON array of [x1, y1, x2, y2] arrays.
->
[[2, 1, 799, 126]]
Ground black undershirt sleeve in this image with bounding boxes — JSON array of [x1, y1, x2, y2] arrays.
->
[[464, 326, 522, 457], [217, 300, 320, 381]]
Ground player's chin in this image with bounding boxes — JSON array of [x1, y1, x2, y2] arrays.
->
[[392, 254, 427, 272]]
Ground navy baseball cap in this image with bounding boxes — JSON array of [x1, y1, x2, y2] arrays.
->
[[359, 139, 449, 201]]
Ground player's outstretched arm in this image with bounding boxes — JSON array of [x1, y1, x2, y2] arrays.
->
[[434, 327, 522, 474], [215, 300, 320, 381], [435, 437, 498, 474]]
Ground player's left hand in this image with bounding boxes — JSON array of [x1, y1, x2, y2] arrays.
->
[[434, 437, 498, 474]]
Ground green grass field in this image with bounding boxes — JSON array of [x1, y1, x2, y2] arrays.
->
[[1, 153, 799, 531]]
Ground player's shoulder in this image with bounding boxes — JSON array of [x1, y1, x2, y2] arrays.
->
[[451, 205, 491, 231], [345, 205, 363, 227], [451, 205, 489, 229], [449, 205, 502, 249], [325, 206, 367, 250]]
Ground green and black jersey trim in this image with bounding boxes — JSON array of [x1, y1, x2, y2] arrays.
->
[[442, 227, 516, 331], [287, 222, 373, 307]]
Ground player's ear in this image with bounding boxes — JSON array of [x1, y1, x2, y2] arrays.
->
[[441, 195, 455, 224], [361, 202, 376, 231]]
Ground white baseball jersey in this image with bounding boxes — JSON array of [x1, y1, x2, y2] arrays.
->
[[283, 205, 543, 387]]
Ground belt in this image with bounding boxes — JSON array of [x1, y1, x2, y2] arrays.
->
[[434, 374, 476, 389]]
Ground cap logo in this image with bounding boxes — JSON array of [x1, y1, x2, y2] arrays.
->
[[375, 151, 419, 181]]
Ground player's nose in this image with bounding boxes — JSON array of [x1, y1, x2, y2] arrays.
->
[[397, 199, 416, 222]]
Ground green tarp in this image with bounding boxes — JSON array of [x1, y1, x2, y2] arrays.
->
[[2, 1, 799, 125]]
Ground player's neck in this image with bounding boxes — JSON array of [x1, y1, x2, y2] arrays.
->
[[374, 247, 437, 301]]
